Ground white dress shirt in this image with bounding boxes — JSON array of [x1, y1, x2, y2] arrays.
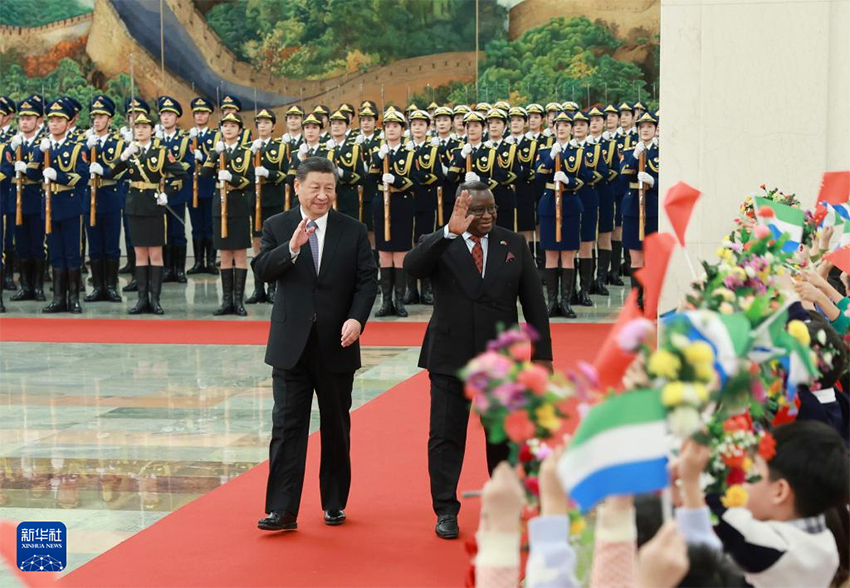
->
[[443, 225, 489, 277], [290, 207, 329, 272]]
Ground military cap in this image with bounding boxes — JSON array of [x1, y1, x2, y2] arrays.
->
[[339, 103, 355, 116], [285, 104, 305, 117], [254, 108, 276, 124], [46, 99, 73, 119], [562, 101, 580, 112], [426, 101, 439, 111], [494, 100, 511, 112], [636, 111, 658, 125], [157, 95, 183, 117], [191, 97, 215, 113], [360, 100, 378, 112], [571, 110, 590, 123], [312, 105, 330, 117], [603, 104, 619, 116], [462, 111, 486, 125], [408, 109, 430, 123], [0, 96, 15, 116], [587, 106, 605, 118], [89, 94, 116, 117], [358, 105, 377, 118], [220, 95, 242, 112], [405, 103, 419, 113], [62, 97, 82, 116], [220, 112, 243, 127], [486, 108, 507, 121], [134, 112, 155, 126], [617, 102, 633, 113], [474, 102, 491, 113], [452, 104, 471, 116], [433, 106, 453, 118], [302, 113, 323, 127], [508, 106, 528, 119], [526, 103, 544, 115], [329, 109, 350, 124], [633, 101, 647, 112], [124, 97, 151, 115], [545, 102, 561, 113], [18, 96, 43, 117], [382, 110, 406, 126], [553, 111, 573, 125]]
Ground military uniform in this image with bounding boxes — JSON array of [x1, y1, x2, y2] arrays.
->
[[0, 96, 17, 291], [187, 97, 220, 275], [312, 105, 331, 145], [326, 110, 367, 222], [0, 139, 12, 310], [354, 104, 382, 230], [621, 112, 660, 252], [220, 95, 252, 147], [118, 97, 152, 284], [83, 95, 125, 303]]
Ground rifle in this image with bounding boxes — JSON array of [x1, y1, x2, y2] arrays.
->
[[219, 151, 228, 238], [89, 145, 98, 226], [15, 146, 23, 225], [44, 147, 52, 234], [554, 152, 562, 242], [357, 185, 363, 222], [437, 185, 444, 226], [191, 135, 199, 208], [638, 148, 646, 241], [382, 151, 391, 242], [285, 183, 291, 210], [254, 147, 262, 229]]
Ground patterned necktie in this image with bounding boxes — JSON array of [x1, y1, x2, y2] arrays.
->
[[469, 235, 483, 274], [307, 220, 320, 272]]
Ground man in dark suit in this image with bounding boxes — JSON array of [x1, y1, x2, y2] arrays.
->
[[404, 181, 552, 539], [253, 157, 378, 531]]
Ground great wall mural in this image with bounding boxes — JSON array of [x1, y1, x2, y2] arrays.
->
[[0, 0, 659, 126]]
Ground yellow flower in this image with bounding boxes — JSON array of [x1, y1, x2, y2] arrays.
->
[[713, 287, 736, 302], [721, 485, 749, 508], [535, 403, 561, 432], [719, 302, 735, 315], [661, 382, 685, 406], [684, 342, 715, 366], [693, 383, 710, 403], [695, 363, 715, 382], [731, 267, 747, 280], [715, 248, 733, 262], [648, 350, 681, 379], [787, 320, 811, 346], [570, 517, 586, 536], [742, 457, 753, 472]]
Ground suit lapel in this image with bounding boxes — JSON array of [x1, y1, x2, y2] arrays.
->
[[447, 236, 484, 299], [318, 211, 343, 281], [478, 230, 507, 297]]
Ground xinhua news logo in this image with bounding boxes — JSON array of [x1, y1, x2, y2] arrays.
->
[[17, 522, 67, 572]]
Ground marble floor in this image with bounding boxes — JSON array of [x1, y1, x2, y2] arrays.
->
[[0, 258, 623, 585]]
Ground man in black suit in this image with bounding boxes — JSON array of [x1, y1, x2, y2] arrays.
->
[[253, 157, 378, 531], [404, 181, 552, 539]]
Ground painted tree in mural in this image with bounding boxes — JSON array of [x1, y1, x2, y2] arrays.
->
[[0, 0, 91, 27]]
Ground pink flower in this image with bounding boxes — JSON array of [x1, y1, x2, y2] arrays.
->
[[617, 317, 654, 351], [471, 351, 513, 379], [517, 364, 550, 395], [473, 393, 490, 413], [509, 341, 533, 362], [493, 382, 526, 410], [505, 410, 536, 443], [757, 205, 775, 218], [753, 225, 771, 239], [577, 361, 599, 389]]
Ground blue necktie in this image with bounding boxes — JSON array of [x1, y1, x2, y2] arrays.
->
[[307, 220, 319, 272]]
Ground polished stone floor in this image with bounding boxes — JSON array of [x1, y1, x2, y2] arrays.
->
[[0, 257, 623, 585]]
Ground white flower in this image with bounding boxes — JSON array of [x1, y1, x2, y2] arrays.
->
[[667, 406, 703, 438]]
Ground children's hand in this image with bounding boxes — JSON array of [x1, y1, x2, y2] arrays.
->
[[480, 462, 525, 533], [636, 522, 689, 588], [539, 444, 568, 517]]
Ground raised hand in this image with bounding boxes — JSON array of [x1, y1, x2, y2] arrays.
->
[[447, 190, 475, 236], [289, 218, 316, 254]]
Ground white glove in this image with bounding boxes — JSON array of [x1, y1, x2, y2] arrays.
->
[[336, 167, 344, 178], [194, 149, 205, 163], [484, 140, 493, 148], [460, 143, 473, 158], [637, 171, 655, 187], [255, 165, 269, 178], [189, 127, 199, 138], [89, 162, 104, 176], [215, 141, 226, 154], [549, 142, 561, 157], [119, 126, 129, 136], [297, 143, 309, 161], [14, 161, 28, 174], [39, 139, 51, 153], [326, 138, 337, 150], [218, 170, 233, 183], [505, 135, 515, 145], [465, 172, 480, 183], [441, 164, 449, 176], [633, 141, 646, 157], [120, 143, 139, 161], [156, 192, 168, 206], [86, 135, 99, 149], [405, 140, 414, 150], [554, 171, 570, 187], [85, 128, 95, 138], [382, 173, 395, 185], [251, 139, 264, 153], [525, 131, 534, 140], [43, 167, 57, 182], [543, 128, 553, 137], [154, 129, 164, 140], [154, 124, 162, 134], [377, 144, 389, 160], [121, 128, 133, 142], [10, 133, 23, 151], [282, 133, 291, 142], [355, 134, 365, 145], [430, 136, 440, 146]]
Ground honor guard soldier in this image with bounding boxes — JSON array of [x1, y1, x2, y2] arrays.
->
[[371, 109, 415, 318], [112, 112, 184, 315], [536, 111, 591, 319], [544, 102, 561, 137], [291, 113, 328, 181], [525, 103, 552, 148], [620, 111, 659, 306], [203, 112, 254, 317], [119, 97, 152, 283], [431, 106, 459, 223], [83, 95, 125, 303], [633, 101, 647, 120], [155, 96, 193, 284], [402, 103, 419, 140], [0, 96, 15, 141], [452, 104, 470, 141], [9, 96, 47, 303], [325, 109, 366, 221], [246, 108, 289, 305], [220, 95, 252, 146], [187, 96, 220, 275], [484, 108, 521, 231], [446, 112, 500, 215], [63, 97, 84, 143], [354, 104, 381, 241], [588, 105, 623, 290], [282, 104, 305, 154], [312, 105, 331, 144], [0, 134, 13, 309], [337, 103, 356, 137], [508, 106, 539, 249], [614, 102, 637, 277], [602, 104, 619, 140], [35, 99, 89, 313], [1, 96, 18, 292], [403, 109, 444, 305]]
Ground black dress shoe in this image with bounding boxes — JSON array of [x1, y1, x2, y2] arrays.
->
[[258, 511, 297, 531], [324, 510, 346, 526], [435, 515, 459, 539]]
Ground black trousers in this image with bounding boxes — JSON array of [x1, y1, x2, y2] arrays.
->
[[428, 372, 510, 516], [264, 325, 354, 516]]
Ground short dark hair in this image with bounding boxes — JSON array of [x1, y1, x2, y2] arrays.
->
[[679, 544, 747, 587], [768, 420, 849, 517], [456, 181, 491, 197], [805, 314, 848, 389], [296, 157, 337, 183]]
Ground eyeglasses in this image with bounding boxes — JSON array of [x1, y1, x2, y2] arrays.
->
[[469, 205, 498, 217]]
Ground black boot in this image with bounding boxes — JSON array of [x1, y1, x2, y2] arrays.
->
[[105, 259, 123, 302], [122, 272, 138, 292], [173, 244, 188, 283], [631, 275, 644, 311], [3, 249, 16, 290], [161, 245, 176, 283], [205, 239, 219, 275], [187, 239, 204, 275], [421, 277, 434, 305], [577, 258, 594, 307], [403, 272, 419, 305], [608, 241, 624, 286], [119, 248, 135, 275], [394, 268, 408, 318], [213, 268, 234, 315], [233, 268, 248, 317], [0, 284, 4, 312], [543, 268, 560, 317], [266, 280, 276, 303], [560, 268, 577, 318], [42, 268, 67, 313], [129, 266, 150, 314], [148, 265, 164, 315], [245, 267, 266, 304], [595, 249, 611, 296], [622, 248, 632, 277], [33, 259, 46, 300], [375, 269, 395, 317], [11, 259, 34, 301], [67, 268, 82, 313], [84, 259, 106, 302]]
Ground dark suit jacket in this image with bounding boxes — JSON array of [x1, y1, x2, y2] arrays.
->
[[404, 226, 552, 377], [252, 208, 378, 373]]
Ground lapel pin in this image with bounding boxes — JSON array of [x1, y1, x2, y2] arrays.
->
[[500, 240, 507, 246]]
